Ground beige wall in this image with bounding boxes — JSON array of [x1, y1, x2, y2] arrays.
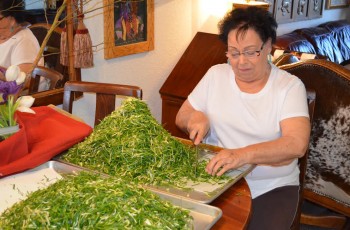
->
[[72, 0, 349, 127]]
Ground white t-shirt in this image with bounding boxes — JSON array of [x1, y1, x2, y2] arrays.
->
[[188, 63, 309, 198], [0, 28, 40, 68], [0, 28, 48, 91]]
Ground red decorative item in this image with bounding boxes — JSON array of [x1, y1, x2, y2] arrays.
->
[[0, 106, 92, 177], [0, 121, 28, 167], [60, 26, 69, 66], [73, 0, 93, 68], [74, 14, 93, 68]]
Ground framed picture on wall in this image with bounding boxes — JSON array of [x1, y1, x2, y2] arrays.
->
[[308, 0, 324, 19], [103, 0, 154, 59], [326, 0, 349, 9], [274, 0, 294, 24], [292, 0, 308, 22]]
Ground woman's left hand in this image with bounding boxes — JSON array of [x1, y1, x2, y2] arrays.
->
[[206, 149, 246, 176]]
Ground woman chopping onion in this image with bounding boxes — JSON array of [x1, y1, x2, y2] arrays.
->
[[176, 7, 310, 230]]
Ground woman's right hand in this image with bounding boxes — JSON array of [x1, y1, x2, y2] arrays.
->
[[176, 99, 210, 145], [187, 111, 209, 145]]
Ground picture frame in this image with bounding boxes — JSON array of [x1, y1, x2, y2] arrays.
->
[[103, 0, 154, 59], [308, 0, 324, 19], [325, 0, 349, 9]]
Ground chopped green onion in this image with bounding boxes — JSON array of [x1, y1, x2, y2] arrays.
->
[[63, 98, 230, 188], [0, 172, 193, 229]]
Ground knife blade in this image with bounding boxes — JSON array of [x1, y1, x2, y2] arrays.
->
[[195, 144, 199, 176], [192, 130, 202, 177]]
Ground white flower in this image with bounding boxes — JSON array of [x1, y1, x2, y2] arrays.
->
[[4, 65, 26, 85], [16, 72, 26, 85], [5, 65, 21, 82], [16, 96, 35, 114], [16, 106, 35, 114]]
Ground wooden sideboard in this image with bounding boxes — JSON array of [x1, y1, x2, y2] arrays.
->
[[159, 32, 227, 138]]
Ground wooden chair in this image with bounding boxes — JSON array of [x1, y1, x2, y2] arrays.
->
[[62, 81, 143, 126], [29, 66, 64, 94], [290, 88, 316, 229], [280, 59, 350, 229]]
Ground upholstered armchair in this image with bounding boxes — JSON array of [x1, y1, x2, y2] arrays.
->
[[280, 59, 350, 229]]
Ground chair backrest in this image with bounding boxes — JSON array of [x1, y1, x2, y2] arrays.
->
[[290, 88, 316, 229], [29, 66, 64, 94], [279, 59, 350, 220], [62, 81, 143, 126]]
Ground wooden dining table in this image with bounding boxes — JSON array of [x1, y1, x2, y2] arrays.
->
[[211, 178, 252, 229], [0, 111, 252, 229]]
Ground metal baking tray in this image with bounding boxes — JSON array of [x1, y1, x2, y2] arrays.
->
[[2, 161, 222, 229], [58, 148, 255, 204], [146, 148, 255, 203]]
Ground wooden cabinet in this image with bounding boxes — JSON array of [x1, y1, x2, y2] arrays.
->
[[159, 32, 227, 138]]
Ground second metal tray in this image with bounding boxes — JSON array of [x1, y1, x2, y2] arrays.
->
[[1, 161, 222, 230]]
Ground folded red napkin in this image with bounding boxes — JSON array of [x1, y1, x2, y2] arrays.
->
[[0, 122, 28, 167], [0, 106, 92, 177]]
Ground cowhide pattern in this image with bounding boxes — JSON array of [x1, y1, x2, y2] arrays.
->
[[305, 105, 350, 206]]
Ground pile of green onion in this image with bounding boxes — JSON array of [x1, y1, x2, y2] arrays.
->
[[63, 98, 229, 188], [0, 172, 193, 229]]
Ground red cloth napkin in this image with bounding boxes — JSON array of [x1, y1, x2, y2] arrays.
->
[[0, 106, 92, 177], [0, 122, 28, 166]]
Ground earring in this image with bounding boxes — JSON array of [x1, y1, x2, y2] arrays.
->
[[10, 26, 14, 32], [268, 54, 272, 63], [227, 59, 231, 66]]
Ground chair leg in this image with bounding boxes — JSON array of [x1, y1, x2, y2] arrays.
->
[[300, 213, 347, 230]]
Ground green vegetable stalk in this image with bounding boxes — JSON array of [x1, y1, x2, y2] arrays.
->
[[63, 98, 229, 188], [0, 95, 19, 128], [0, 172, 193, 229]]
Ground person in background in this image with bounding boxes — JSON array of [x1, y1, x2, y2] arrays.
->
[[176, 7, 310, 230], [0, 0, 47, 91]]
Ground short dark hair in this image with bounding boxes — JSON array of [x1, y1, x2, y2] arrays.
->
[[0, 0, 25, 23], [218, 7, 277, 45]]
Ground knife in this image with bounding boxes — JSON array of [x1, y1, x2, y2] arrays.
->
[[195, 144, 199, 176], [193, 131, 200, 177]]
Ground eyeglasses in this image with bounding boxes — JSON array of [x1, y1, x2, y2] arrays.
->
[[226, 44, 264, 60]]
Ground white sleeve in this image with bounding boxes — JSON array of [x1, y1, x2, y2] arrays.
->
[[281, 79, 309, 120], [188, 67, 213, 113]]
